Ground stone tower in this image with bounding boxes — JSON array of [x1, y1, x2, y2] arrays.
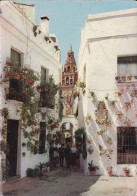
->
[[62, 47, 78, 115]]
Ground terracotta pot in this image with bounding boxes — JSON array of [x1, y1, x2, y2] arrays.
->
[[125, 172, 129, 177], [127, 122, 131, 127], [88, 140, 92, 144], [108, 172, 112, 176], [90, 171, 95, 175], [89, 151, 93, 155], [117, 113, 123, 119], [99, 146, 103, 151], [127, 76, 132, 81]]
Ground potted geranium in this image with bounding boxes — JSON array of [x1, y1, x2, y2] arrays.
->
[[123, 167, 130, 177], [127, 74, 132, 81], [117, 111, 123, 119], [99, 144, 103, 151], [88, 160, 99, 175], [120, 73, 126, 81], [107, 166, 113, 176]]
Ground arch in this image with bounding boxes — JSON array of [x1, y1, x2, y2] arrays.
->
[[61, 122, 73, 145], [66, 77, 69, 85]]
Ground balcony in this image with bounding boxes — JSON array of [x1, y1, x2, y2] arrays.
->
[[115, 75, 137, 83]]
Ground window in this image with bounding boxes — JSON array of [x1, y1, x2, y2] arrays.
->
[[11, 49, 21, 67], [8, 49, 22, 101], [66, 77, 69, 85], [117, 56, 137, 82], [117, 127, 137, 164], [39, 122, 46, 154], [41, 67, 47, 85]]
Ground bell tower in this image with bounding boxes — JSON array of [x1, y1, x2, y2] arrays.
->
[[62, 47, 78, 115]]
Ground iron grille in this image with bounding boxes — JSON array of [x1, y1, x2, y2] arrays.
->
[[117, 127, 137, 164]]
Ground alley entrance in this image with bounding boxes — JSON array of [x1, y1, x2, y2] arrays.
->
[[6, 120, 19, 176]]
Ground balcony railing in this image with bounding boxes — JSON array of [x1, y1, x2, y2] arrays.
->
[[115, 75, 137, 83]]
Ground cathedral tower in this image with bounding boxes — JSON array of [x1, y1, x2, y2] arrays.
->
[[62, 47, 78, 115]]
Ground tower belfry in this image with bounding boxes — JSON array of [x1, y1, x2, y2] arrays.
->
[[62, 47, 78, 115]]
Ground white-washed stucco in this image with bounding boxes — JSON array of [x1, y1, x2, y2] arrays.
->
[[78, 8, 137, 176], [0, 1, 62, 177]]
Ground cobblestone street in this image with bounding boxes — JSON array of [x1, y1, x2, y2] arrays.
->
[[2, 168, 137, 196]]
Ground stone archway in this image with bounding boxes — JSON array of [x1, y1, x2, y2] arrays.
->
[[62, 122, 73, 146]]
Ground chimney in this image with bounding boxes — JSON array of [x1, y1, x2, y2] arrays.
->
[[40, 16, 49, 35]]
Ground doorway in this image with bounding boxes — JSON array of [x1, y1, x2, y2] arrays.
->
[[6, 120, 19, 176]]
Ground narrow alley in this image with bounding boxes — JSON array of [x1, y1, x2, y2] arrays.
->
[[2, 168, 137, 196]]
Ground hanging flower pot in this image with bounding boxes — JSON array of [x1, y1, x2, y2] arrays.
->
[[127, 122, 132, 127], [99, 145, 103, 151], [117, 112, 123, 119]]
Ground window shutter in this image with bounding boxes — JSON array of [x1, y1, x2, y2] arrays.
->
[[11, 49, 21, 67], [41, 67, 46, 84]]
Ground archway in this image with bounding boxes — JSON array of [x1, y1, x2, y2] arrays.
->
[[62, 122, 73, 146]]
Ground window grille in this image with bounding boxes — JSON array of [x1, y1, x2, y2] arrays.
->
[[117, 127, 137, 164]]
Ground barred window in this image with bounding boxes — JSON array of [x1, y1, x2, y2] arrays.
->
[[117, 127, 137, 164]]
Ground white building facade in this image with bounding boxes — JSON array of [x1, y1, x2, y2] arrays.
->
[[78, 8, 137, 176], [0, 1, 62, 178]]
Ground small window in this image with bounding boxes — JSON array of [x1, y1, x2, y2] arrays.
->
[[117, 56, 137, 82], [11, 49, 21, 67], [41, 67, 47, 85], [39, 122, 46, 154], [66, 77, 69, 85], [117, 127, 137, 164]]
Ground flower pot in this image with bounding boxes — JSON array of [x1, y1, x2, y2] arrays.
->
[[117, 113, 123, 119], [90, 171, 95, 175], [88, 140, 92, 144], [125, 172, 129, 177], [127, 122, 131, 127], [127, 76, 132, 81], [99, 146, 103, 151], [89, 151, 93, 155], [108, 172, 112, 176]]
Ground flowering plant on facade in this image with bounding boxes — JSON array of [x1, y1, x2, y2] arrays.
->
[[124, 101, 132, 111], [124, 119, 133, 127], [97, 129, 107, 136], [106, 166, 113, 173], [117, 111, 123, 119], [105, 137, 113, 145], [85, 114, 92, 125], [109, 100, 116, 107]]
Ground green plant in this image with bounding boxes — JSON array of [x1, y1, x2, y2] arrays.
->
[[88, 145, 94, 154], [123, 167, 130, 173], [107, 166, 113, 172], [75, 127, 85, 136], [26, 168, 34, 177], [1, 108, 10, 119], [88, 161, 99, 171], [22, 152, 26, 157]]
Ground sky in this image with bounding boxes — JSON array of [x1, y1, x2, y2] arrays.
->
[[14, 0, 137, 66]]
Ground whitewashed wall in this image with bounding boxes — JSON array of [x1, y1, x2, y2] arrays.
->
[[0, 1, 62, 177], [78, 8, 137, 176]]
